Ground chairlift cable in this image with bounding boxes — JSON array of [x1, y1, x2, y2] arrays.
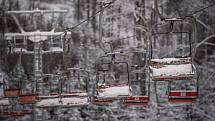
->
[[49, 0, 116, 43], [191, 3, 215, 15]]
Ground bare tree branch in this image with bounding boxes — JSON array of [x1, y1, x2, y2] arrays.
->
[[154, 0, 163, 19], [193, 16, 214, 34], [11, 14, 25, 33], [196, 34, 215, 48]]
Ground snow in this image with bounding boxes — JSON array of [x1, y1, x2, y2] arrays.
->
[[0, 98, 10, 106], [97, 84, 130, 97], [164, 18, 183, 21], [150, 64, 194, 77], [50, 47, 63, 52], [36, 96, 89, 107], [150, 57, 191, 64], [14, 48, 27, 53]]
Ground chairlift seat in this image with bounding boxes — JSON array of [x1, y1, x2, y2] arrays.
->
[[92, 96, 116, 104], [18, 94, 38, 104], [11, 111, 25, 117], [1, 111, 11, 116], [22, 109, 33, 114], [150, 63, 195, 81], [36, 96, 89, 108], [0, 98, 10, 106], [50, 47, 63, 53], [4, 89, 21, 98], [93, 83, 130, 104], [149, 57, 191, 66], [168, 90, 197, 103], [124, 96, 149, 106], [14, 48, 27, 53]]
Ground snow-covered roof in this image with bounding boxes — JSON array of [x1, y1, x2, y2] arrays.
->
[[150, 64, 194, 79], [36, 96, 89, 108], [97, 84, 130, 97], [0, 98, 10, 106]]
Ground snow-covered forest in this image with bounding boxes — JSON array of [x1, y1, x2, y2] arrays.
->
[[0, 0, 215, 121]]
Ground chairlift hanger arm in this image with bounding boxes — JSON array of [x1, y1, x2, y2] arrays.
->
[[161, 17, 185, 21]]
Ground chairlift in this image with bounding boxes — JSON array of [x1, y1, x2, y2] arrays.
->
[[0, 98, 11, 117], [168, 76, 198, 103], [36, 70, 90, 108], [4, 88, 21, 98], [49, 34, 63, 53], [149, 17, 196, 81], [123, 65, 149, 106], [0, 73, 4, 85], [18, 93, 38, 104], [5, 35, 27, 53], [92, 52, 131, 105], [149, 17, 199, 103], [18, 78, 38, 104]]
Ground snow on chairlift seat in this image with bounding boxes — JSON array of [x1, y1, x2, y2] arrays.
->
[[124, 96, 149, 106], [149, 57, 191, 66], [150, 57, 195, 81], [150, 64, 194, 80], [0, 98, 10, 106], [14, 48, 28, 53], [0, 73, 3, 84], [36, 96, 89, 108], [96, 83, 130, 97], [50, 47, 63, 53], [0, 98, 11, 117], [93, 82, 130, 104]]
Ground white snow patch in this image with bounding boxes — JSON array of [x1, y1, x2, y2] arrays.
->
[[50, 47, 63, 52], [36, 96, 89, 107], [14, 48, 27, 53], [150, 64, 193, 77], [97, 84, 130, 97], [0, 98, 10, 106], [151, 57, 191, 64]]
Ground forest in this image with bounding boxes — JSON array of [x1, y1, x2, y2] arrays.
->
[[0, 0, 215, 121]]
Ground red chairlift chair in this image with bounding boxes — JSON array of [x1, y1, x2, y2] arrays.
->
[[36, 71, 90, 108], [4, 88, 21, 98], [149, 17, 199, 103], [0, 99, 11, 117], [0, 73, 4, 85], [124, 65, 150, 106], [168, 77, 199, 103], [3, 80, 21, 98], [92, 52, 131, 105], [18, 93, 38, 104], [149, 18, 196, 82]]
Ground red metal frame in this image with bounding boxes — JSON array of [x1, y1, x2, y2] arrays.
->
[[11, 111, 25, 117], [92, 96, 116, 105], [22, 109, 33, 114], [168, 91, 197, 103], [4, 89, 21, 98], [18, 94, 38, 104], [153, 75, 194, 81], [124, 96, 149, 106]]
